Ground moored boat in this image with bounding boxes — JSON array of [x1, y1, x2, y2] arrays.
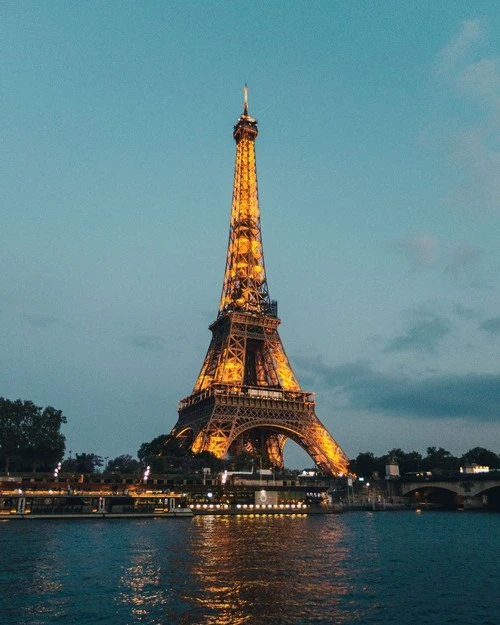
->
[[0, 492, 192, 519]]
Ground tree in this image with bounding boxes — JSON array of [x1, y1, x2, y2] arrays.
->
[[0, 398, 25, 473], [22, 405, 66, 472], [61, 456, 78, 472], [182, 451, 225, 474], [229, 450, 258, 472], [138, 434, 171, 464], [105, 454, 141, 474], [423, 447, 459, 473], [462, 447, 500, 469], [0, 398, 66, 473], [66, 452, 103, 474], [383, 449, 423, 475], [138, 434, 189, 472], [349, 452, 379, 479]]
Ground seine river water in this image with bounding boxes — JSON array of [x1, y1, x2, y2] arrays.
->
[[1, 511, 499, 625]]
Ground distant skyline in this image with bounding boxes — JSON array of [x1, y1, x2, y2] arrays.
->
[[1, 2, 499, 468]]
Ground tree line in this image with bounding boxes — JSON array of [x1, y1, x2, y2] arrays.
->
[[0, 398, 231, 475], [2, 396, 500, 477], [350, 446, 500, 479], [61, 436, 250, 475]]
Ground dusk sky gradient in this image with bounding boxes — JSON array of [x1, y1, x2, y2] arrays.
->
[[2, 2, 500, 468]]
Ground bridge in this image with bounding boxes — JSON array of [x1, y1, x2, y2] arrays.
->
[[400, 473, 500, 509]]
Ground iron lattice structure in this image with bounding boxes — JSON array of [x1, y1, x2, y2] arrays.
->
[[168, 89, 349, 475]]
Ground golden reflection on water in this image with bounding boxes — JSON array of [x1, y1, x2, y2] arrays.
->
[[112, 514, 383, 624], [3, 511, 499, 624], [2, 514, 388, 624], [112, 515, 362, 624], [119, 541, 163, 617], [182, 514, 357, 625]]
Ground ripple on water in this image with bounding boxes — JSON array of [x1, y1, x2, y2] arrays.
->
[[1, 512, 500, 624]]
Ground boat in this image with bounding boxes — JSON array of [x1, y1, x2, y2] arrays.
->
[[0, 492, 193, 520]]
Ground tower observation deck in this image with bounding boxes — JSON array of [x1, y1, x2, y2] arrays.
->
[[167, 88, 349, 475]]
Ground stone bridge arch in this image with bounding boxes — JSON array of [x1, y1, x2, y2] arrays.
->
[[403, 485, 460, 508], [401, 478, 500, 509]]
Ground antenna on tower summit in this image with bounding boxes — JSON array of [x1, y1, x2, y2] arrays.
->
[[243, 83, 249, 115]]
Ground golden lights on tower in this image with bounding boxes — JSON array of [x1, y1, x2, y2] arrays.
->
[[169, 88, 349, 476], [218, 90, 269, 317]]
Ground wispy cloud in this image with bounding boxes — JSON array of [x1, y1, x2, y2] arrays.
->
[[453, 303, 482, 320], [393, 234, 492, 288], [435, 20, 500, 214], [449, 128, 500, 214], [478, 317, 500, 335], [445, 243, 490, 288], [458, 57, 500, 107], [384, 307, 452, 354], [301, 359, 500, 422], [395, 234, 439, 269], [436, 19, 483, 76]]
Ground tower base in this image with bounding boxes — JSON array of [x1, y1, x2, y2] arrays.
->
[[169, 386, 349, 475]]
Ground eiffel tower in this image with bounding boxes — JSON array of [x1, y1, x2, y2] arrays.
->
[[168, 88, 349, 475]]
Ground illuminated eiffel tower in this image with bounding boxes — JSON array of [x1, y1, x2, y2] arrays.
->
[[168, 88, 348, 475]]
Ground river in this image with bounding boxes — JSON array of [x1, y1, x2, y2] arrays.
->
[[1, 510, 499, 624]]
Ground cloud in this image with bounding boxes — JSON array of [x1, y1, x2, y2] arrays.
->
[[436, 19, 483, 76], [395, 234, 439, 269], [301, 360, 500, 422], [384, 308, 452, 354], [479, 317, 500, 335], [393, 235, 491, 288], [435, 20, 500, 214], [125, 335, 167, 351], [458, 57, 500, 107], [453, 303, 482, 320], [449, 128, 500, 214], [445, 243, 490, 287]]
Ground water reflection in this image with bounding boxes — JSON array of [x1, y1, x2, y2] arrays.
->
[[4, 512, 499, 624], [2, 523, 69, 622], [119, 539, 162, 617], [112, 514, 362, 624], [175, 514, 358, 625]]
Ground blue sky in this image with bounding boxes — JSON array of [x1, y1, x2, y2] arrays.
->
[[1, 2, 500, 468]]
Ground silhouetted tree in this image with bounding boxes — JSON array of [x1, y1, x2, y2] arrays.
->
[[231, 451, 259, 472], [137, 433, 226, 474], [65, 452, 103, 474], [462, 447, 500, 469], [105, 454, 141, 474], [349, 452, 379, 479], [22, 405, 66, 472], [423, 447, 459, 473], [0, 397, 66, 473], [138, 434, 171, 464], [186, 451, 225, 473], [0, 398, 25, 473], [383, 449, 423, 475]]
